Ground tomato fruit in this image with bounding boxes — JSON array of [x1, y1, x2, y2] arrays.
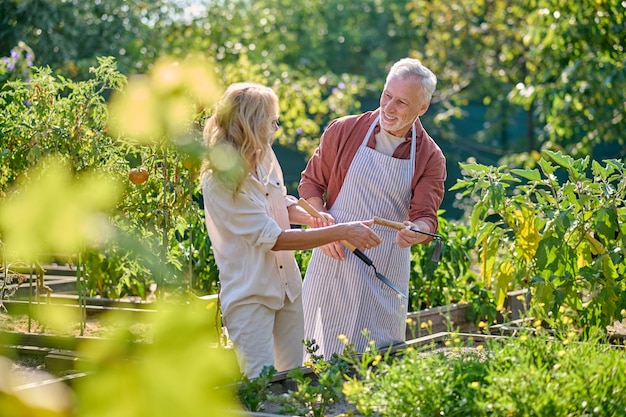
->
[[183, 157, 194, 170], [129, 167, 149, 184]]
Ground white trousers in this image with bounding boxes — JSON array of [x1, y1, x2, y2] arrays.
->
[[223, 294, 304, 378]]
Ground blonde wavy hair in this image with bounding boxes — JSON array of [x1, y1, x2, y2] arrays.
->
[[201, 82, 279, 193]]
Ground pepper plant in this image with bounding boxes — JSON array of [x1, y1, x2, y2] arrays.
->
[[451, 150, 626, 330]]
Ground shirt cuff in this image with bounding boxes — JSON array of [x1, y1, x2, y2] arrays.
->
[[285, 195, 298, 208], [257, 218, 283, 249]]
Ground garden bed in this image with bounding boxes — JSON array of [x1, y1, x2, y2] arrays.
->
[[3, 267, 626, 416], [241, 331, 502, 416]]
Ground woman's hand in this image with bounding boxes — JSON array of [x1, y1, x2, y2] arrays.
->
[[343, 219, 382, 253], [310, 211, 345, 260]]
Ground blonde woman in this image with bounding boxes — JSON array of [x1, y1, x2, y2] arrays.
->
[[201, 82, 381, 378]]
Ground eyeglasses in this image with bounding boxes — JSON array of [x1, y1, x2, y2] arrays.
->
[[271, 118, 280, 131]]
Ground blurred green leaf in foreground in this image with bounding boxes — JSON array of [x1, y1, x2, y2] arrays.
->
[[0, 156, 121, 263]]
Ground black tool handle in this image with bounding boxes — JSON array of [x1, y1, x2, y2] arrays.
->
[[352, 248, 373, 266]]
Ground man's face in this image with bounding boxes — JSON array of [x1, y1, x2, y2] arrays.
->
[[379, 75, 429, 137]]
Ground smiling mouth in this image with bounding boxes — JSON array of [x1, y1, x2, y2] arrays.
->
[[381, 112, 396, 123]]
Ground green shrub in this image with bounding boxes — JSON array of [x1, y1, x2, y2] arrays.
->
[[344, 332, 626, 416]]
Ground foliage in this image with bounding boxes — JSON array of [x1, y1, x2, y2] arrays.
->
[[408, 213, 478, 311], [451, 150, 626, 329], [213, 53, 371, 155], [0, 299, 241, 417], [294, 249, 312, 279], [0, 0, 185, 78], [0, 56, 125, 196], [0, 158, 121, 263], [0, 51, 374, 299], [511, 0, 626, 155], [177, 206, 221, 294], [0, 56, 219, 298], [73, 304, 242, 417], [479, 330, 626, 415], [407, 0, 529, 151], [343, 331, 626, 416], [406, 0, 626, 158], [172, 0, 416, 81], [4, 0, 624, 165], [98, 56, 223, 297], [270, 339, 354, 417], [0, 41, 34, 86], [81, 244, 154, 300], [237, 365, 277, 412], [2, 0, 623, 321]]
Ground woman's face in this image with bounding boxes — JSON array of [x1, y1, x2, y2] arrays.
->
[[268, 104, 280, 143], [379, 75, 429, 137]]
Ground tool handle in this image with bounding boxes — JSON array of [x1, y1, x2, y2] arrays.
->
[[374, 216, 443, 239], [373, 216, 405, 230], [297, 198, 358, 252], [352, 248, 373, 266], [297, 197, 325, 219]]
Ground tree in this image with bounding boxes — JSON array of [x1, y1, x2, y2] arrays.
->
[[0, 0, 183, 78], [173, 0, 417, 81], [406, 0, 626, 158], [512, 0, 626, 157]]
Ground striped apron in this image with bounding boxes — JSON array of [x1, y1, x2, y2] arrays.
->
[[302, 115, 416, 358]]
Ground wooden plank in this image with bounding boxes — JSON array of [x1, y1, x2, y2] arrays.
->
[[406, 303, 475, 339], [1, 330, 102, 351], [45, 349, 89, 374], [2, 300, 158, 318]]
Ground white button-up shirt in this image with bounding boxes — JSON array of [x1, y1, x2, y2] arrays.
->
[[201, 149, 302, 315]]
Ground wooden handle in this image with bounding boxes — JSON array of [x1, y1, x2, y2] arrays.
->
[[297, 198, 324, 219], [373, 216, 406, 230], [297, 198, 357, 252]]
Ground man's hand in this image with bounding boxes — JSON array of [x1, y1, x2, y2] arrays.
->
[[396, 220, 431, 248]]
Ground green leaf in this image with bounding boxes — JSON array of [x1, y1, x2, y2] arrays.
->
[[544, 150, 574, 170], [459, 162, 491, 174], [500, 173, 520, 183], [554, 210, 573, 236], [469, 200, 488, 232], [572, 155, 590, 176], [593, 207, 618, 242], [535, 236, 561, 271], [481, 233, 501, 286], [511, 168, 542, 182], [537, 157, 555, 176], [530, 275, 545, 284], [449, 179, 475, 192], [488, 183, 506, 209], [475, 221, 498, 244]]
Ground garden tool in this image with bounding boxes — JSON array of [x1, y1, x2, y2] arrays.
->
[[297, 198, 407, 299], [373, 217, 443, 262]]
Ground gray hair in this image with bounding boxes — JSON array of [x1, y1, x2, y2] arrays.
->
[[385, 58, 437, 102]]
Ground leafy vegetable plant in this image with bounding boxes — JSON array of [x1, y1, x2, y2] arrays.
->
[[451, 150, 626, 330]]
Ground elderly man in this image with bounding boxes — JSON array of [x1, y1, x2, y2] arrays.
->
[[299, 57, 447, 358]]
